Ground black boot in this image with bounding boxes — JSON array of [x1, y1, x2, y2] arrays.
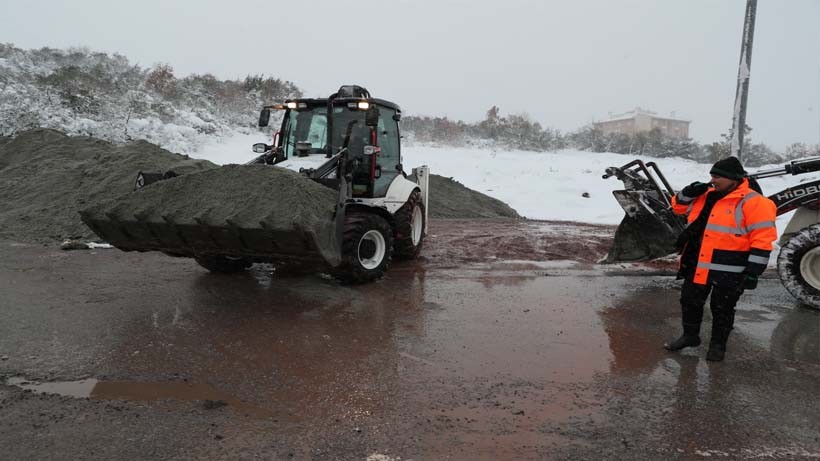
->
[[706, 341, 726, 361], [707, 289, 737, 362], [706, 324, 731, 362], [664, 322, 702, 351]]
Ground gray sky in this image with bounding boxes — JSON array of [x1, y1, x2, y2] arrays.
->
[[2, 0, 819, 149]]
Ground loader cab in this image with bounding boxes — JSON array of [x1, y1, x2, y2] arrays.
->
[[276, 95, 402, 198]]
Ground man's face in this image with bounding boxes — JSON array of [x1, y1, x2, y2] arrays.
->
[[709, 175, 740, 193]]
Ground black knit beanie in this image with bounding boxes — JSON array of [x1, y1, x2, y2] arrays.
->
[[710, 156, 746, 180]]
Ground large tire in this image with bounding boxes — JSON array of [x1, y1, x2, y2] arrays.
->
[[778, 224, 820, 309], [195, 255, 252, 274], [394, 189, 426, 260], [334, 213, 393, 284]]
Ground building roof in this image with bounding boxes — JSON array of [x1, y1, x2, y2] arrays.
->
[[597, 107, 690, 124]]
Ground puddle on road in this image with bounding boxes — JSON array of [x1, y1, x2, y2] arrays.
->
[[4, 377, 276, 417], [413, 275, 620, 383], [767, 307, 820, 365], [6, 377, 98, 398]]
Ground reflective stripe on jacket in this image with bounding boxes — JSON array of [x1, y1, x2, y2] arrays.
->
[[671, 178, 777, 285]]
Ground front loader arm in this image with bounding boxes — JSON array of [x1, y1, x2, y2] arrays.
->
[[748, 157, 820, 215], [603, 159, 687, 262]]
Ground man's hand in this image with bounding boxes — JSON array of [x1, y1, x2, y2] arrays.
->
[[742, 271, 758, 290], [681, 181, 711, 198]]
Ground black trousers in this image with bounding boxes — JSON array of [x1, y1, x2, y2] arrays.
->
[[680, 276, 744, 343]]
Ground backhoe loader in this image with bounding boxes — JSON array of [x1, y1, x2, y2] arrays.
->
[[80, 85, 429, 283]]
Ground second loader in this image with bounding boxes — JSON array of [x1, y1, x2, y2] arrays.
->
[[80, 85, 429, 283], [602, 0, 820, 309], [604, 157, 820, 308]]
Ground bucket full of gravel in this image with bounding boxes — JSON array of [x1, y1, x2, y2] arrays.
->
[[80, 164, 342, 266]]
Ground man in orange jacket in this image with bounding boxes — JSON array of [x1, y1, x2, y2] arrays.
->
[[664, 156, 777, 361]]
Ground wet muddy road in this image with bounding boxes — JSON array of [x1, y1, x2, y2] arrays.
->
[[2, 221, 820, 459]]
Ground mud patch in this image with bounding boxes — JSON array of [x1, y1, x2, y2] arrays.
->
[[424, 219, 616, 266]]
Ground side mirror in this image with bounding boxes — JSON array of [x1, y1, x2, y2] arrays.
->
[[392, 112, 401, 122], [258, 108, 271, 127], [365, 105, 380, 127], [296, 141, 312, 157], [363, 145, 381, 156], [253, 143, 271, 153]]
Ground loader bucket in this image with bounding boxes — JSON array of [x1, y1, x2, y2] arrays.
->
[[605, 213, 680, 262], [79, 164, 342, 267], [602, 160, 686, 263]]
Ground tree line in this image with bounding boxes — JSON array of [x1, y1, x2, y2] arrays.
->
[[402, 106, 819, 167], [1, 43, 816, 165]]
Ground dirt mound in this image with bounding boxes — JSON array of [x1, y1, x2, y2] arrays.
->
[[0, 129, 214, 242], [428, 175, 520, 219], [0, 129, 520, 245]]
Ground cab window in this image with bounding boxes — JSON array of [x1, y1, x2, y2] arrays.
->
[[373, 107, 401, 196], [282, 108, 328, 157]]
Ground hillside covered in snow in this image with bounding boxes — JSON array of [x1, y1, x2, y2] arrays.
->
[[0, 44, 300, 153]]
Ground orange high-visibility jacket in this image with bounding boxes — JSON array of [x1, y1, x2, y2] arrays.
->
[[671, 178, 777, 285]]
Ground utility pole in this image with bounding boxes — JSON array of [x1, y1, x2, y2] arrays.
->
[[730, 0, 757, 161]]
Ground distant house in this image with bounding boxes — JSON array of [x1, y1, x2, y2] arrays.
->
[[594, 107, 690, 139]]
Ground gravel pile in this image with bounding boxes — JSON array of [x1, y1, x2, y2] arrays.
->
[[0, 129, 214, 243], [82, 165, 337, 231], [429, 175, 520, 219], [0, 129, 520, 246], [80, 163, 340, 263]]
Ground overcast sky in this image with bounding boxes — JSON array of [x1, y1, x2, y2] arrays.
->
[[2, 0, 819, 149]]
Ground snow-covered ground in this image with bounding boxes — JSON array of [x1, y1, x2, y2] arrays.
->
[[194, 133, 818, 236]]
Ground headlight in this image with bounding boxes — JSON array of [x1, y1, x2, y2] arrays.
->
[[347, 101, 370, 110]]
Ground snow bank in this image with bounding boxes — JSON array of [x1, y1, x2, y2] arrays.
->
[[191, 135, 819, 232]]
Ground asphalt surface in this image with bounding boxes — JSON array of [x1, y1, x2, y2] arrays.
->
[[2, 232, 820, 459]]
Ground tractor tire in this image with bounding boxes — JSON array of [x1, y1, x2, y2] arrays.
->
[[334, 212, 393, 284], [195, 255, 252, 274], [777, 224, 820, 309], [394, 189, 425, 260]]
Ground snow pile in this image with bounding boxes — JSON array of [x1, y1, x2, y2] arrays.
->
[[196, 132, 520, 220], [401, 146, 819, 226], [194, 134, 819, 237]]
